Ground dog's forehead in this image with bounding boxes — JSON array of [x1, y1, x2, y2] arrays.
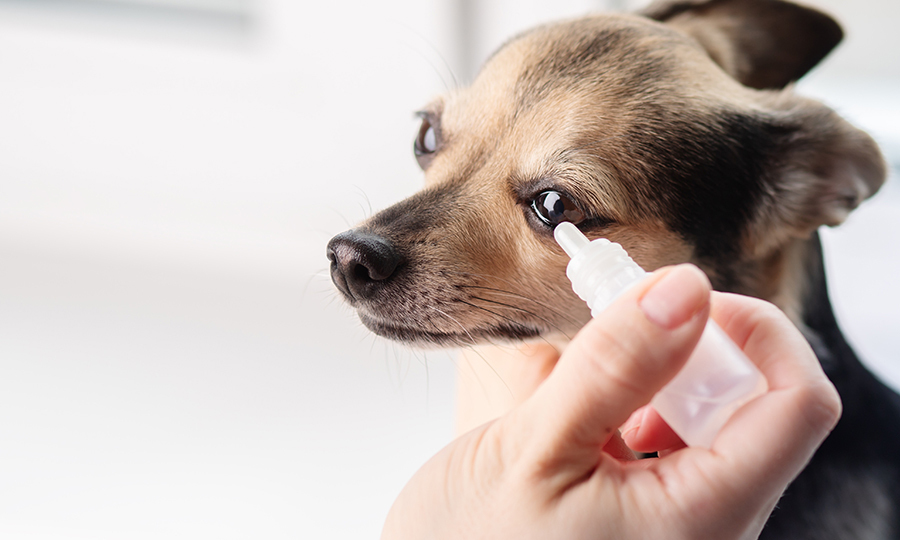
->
[[437, 13, 733, 163], [471, 14, 703, 111]]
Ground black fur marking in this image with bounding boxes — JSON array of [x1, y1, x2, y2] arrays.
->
[[622, 108, 792, 290], [645, 112, 774, 249]]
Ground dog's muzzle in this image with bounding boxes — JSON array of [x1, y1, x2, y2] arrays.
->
[[326, 229, 404, 302]]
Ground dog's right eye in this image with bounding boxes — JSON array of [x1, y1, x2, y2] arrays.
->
[[531, 191, 585, 227]]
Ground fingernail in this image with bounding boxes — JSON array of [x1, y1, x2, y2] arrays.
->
[[639, 265, 710, 330], [621, 408, 645, 439]]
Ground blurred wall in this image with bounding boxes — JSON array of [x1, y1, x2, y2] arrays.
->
[[0, 1, 461, 538], [0, 0, 449, 279]]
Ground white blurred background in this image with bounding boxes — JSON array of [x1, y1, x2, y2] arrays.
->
[[0, 0, 897, 538]]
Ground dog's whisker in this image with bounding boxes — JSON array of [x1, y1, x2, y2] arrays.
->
[[356, 201, 369, 220], [468, 344, 515, 403], [460, 285, 581, 328], [429, 305, 478, 347], [352, 185, 374, 219], [450, 278, 581, 327], [301, 267, 333, 301], [456, 340, 516, 403], [387, 340, 401, 389], [455, 299, 563, 353], [466, 296, 570, 350], [397, 23, 460, 92], [419, 349, 430, 412], [399, 343, 413, 387], [324, 294, 342, 309], [442, 268, 514, 286], [326, 206, 355, 229], [444, 269, 547, 296], [448, 274, 582, 326], [455, 299, 540, 335], [400, 42, 453, 93], [456, 299, 503, 321], [469, 295, 573, 341], [428, 305, 516, 397], [391, 347, 403, 389]]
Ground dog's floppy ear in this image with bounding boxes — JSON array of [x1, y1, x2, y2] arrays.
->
[[642, 0, 842, 89], [749, 97, 887, 252]]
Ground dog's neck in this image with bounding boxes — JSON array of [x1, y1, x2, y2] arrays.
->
[[779, 231, 858, 376]]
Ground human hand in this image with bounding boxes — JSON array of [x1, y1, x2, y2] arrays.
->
[[382, 264, 841, 540]]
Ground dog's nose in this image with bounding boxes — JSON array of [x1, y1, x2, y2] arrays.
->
[[326, 229, 403, 300]]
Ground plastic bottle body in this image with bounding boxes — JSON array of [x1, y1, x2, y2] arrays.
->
[[554, 222, 767, 448], [650, 320, 768, 447]]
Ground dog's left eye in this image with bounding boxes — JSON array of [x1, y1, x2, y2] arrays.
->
[[531, 191, 585, 226], [414, 119, 437, 156]]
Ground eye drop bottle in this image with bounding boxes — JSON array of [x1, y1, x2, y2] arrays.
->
[[554, 222, 767, 448]]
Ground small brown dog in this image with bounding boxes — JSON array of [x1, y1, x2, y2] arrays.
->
[[328, 0, 900, 537]]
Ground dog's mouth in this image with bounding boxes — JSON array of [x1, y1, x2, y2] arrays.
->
[[358, 312, 542, 347]]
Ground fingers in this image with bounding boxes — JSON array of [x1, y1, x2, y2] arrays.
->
[[621, 405, 685, 454], [711, 293, 838, 397], [682, 293, 841, 507], [602, 431, 638, 461], [713, 292, 842, 439], [507, 264, 711, 480], [622, 293, 841, 458]]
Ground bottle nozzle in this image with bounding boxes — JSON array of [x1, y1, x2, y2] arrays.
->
[[554, 222, 590, 258]]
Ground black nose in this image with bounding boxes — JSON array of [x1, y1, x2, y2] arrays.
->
[[326, 229, 403, 301]]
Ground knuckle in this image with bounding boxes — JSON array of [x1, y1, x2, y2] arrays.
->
[[797, 380, 843, 435], [748, 299, 789, 329]]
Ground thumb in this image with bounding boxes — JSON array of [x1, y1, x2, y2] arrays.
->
[[511, 264, 711, 475]]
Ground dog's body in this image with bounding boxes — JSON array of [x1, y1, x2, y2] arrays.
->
[[328, 0, 900, 536]]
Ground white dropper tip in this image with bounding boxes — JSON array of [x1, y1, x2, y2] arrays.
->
[[554, 222, 590, 258]]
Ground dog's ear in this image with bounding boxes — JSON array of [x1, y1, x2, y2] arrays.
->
[[749, 97, 886, 251], [642, 0, 842, 89]]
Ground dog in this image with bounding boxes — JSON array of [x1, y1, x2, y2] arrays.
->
[[327, 0, 900, 537]]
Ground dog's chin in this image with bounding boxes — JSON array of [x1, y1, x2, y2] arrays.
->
[[358, 312, 542, 348]]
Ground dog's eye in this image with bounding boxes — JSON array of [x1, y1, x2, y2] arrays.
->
[[414, 119, 437, 157], [531, 191, 585, 226]]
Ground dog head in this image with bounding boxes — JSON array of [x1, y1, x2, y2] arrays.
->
[[327, 0, 886, 347]]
